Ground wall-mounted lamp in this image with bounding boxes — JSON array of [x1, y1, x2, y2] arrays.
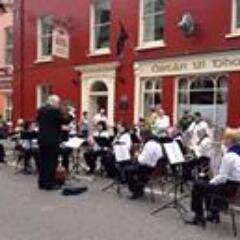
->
[[178, 13, 196, 37]]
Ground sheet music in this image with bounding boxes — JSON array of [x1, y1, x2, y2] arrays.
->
[[164, 141, 185, 165], [64, 137, 85, 149]]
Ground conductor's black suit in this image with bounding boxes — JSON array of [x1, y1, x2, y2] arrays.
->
[[37, 104, 72, 189]]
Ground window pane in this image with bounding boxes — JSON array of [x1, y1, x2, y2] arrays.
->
[[237, 0, 240, 28], [41, 37, 52, 56], [154, 92, 161, 106], [191, 76, 214, 89], [145, 80, 153, 90], [95, 25, 110, 49], [143, 13, 164, 42], [41, 16, 52, 35], [217, 76, 227, 89], [178, 91, 188, 104], [155, 80, 161, 89], [95, 0, 110, 24], [5, 27, 13, 46], [144, 0, 164, 15], [5, 49, 12, 65], [179, 78, 188, 90]]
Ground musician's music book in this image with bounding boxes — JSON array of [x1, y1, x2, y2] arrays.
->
[[64, 137, 85, 149], [163, 141, 185, 165]]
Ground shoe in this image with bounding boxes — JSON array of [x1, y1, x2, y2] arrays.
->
[[206, 213, 220, 223], [185, 215, 206, 228], [39, 184, 62, 191]]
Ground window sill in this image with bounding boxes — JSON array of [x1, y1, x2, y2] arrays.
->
[[225, 32, 240, 39], [135, 41, 166, 51], [88, 48, 111, 57], [34, 57, 54, 64]]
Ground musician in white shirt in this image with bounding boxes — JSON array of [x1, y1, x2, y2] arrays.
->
[[93, 108, 108, 126], [101, 121, 132, 179], [84, 121, 110, 174], [187, 128, 240, 226], [125, 130, 164, 199], [187, 112, 211, 148]]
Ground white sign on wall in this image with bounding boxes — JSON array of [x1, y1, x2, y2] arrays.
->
[[135, 50, 240, 77], [52, 27, 69, 59]]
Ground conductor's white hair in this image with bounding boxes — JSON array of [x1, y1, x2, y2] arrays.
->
[[47, 95, 60, 106]]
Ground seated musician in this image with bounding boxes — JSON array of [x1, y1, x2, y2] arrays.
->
[[84, 121, 110, 174], [186, 128, 240, 227], [20, 121, 39, 174], [125, 130, 164, 200], [103, 121, 132, 180], [183, 128, 213, 180]]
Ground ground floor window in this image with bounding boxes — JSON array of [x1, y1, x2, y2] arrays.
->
[[178, 74, 228, 127], [140, 77, 162, 117], [36, 84, 51, 108], [4, 93, 12, 121]]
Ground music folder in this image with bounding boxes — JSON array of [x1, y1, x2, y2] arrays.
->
[[163, 141, 185, 165], [64, 137, 85, 149]]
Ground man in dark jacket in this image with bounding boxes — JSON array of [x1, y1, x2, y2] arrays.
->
[[37, 95, 72, 190]]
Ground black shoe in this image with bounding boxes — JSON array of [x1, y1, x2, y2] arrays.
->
[[128, 191, 144, 200], [185, 215, 206, 228], [206, 213, 220, 223]]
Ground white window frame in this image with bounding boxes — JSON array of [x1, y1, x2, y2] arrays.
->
[[226, 0, 240, 38], [36, 84, 51, 109], [36, 16, 53, 62], [89, 0, 111, 55], [4, 26, 13, 66], [137, 0, 166, 50]]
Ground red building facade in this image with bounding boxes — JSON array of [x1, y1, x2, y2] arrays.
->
[[13, 0, 240, 127]]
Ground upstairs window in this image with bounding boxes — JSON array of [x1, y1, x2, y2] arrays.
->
[[37, 16, 53, 60], [139, 0, 165, 48], [4, 26, 13, 65], [90, 0, 110, 54]]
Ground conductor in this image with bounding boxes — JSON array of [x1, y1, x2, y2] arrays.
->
[[37, 95, 73, 190]]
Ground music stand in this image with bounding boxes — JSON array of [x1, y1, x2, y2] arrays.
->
[[64, 137, 86, 179], [151, 141, 188, 219]]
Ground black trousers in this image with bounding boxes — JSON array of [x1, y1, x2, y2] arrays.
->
[[191, 180, 239, 217], [125, 163, 154, 195], [38, 144, 59, 188], [0, 143, 5, 163], [23, 147, 40, 171], [84, 149, 108, 173], [59, 146, 72, 172]]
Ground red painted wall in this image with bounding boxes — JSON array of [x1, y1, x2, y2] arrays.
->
[[13, 0, 240, 125]]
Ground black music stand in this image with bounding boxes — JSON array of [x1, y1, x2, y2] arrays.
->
[[151, 141, 188, 219]]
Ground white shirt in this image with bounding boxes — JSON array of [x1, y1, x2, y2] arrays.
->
[[93, 113, 108, 125], [138, 140, 163, 168], [187, 120, 211, 146], [193, 136, 213, 158], [210, 152, 240, 185], [113, 132, 132, 162]]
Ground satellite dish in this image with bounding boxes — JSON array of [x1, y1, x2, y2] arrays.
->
[[178, 13, 196, 37]]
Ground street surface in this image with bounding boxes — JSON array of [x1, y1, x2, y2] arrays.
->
[[0, 164, 237, 240]]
